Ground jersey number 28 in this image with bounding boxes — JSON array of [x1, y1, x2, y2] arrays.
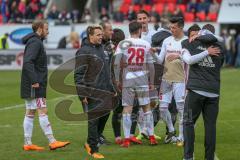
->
[[128, 48, 145, 65]]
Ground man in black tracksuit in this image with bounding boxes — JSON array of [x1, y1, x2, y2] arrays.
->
[[74, 25, 115, 158], [179, 24, 224, 160], [97, 22, 114, 145]]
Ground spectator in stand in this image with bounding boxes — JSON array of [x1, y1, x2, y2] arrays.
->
[[161, 5, 172, 22], [150, 12, 161, 31], [18, 0, 26, 19], [72, 9, 80, 23], [1, 0, 9, 23], [98, 0, 109, 13], [25, 0, 40, 20], [209, 0, 220, 13], [99, 7, 110, 22], [197, 0, 210, 13], [40, 0, 48, 7], [48, 4, 60, 20], [144, 0, 153, 5], [8, 1, 21, 23], [133, 0, 141, 5], [177, 0, 187, 4], [57, 32, 80, 49], [82, 8, 92, 23], [187, 0, 198, 14], [113, 8, 124, 23], [127, 5, 137, 21], [173, 7, 183, 18], [58, 10, 72, 23]]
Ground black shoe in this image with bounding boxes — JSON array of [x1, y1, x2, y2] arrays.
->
[[164, 131, 177, 144], [99, 135, 111, 146]]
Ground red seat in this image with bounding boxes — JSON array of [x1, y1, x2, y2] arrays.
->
[[155, 3, 164, 14], [0, 15, 2, 24], [120, 4, 129, 15], [123, 0, 132, 4], [184, 12, 195, 22], [133, 5, 141, 12], [207, 12, 218, 22], [167, 3, 175, 13], [178, 4, 186, 13], [165, 0, 177, 3], [196, 11, 206, 21], [143, 5, 152, 12]]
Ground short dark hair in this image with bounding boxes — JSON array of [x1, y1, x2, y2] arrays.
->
[[137, 10, 150, 17], [112, 28, 125, 46], [129, 21, 142, 35], [202, 24, 215, 34], [32, 20, 48, 33], [169, 16, 184, 28], [86, 25, 103, 39], [99, 21, 111, 30], [187, 24, 201, 37]]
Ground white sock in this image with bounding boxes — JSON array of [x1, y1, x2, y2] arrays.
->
[[122, 113, 132, 139], [137, 109, 145, 134], [143, 111, 154, 136], [177, 102, 184, 141], [23, 115, 34, 145], [160, 103, 175, 133], [39, 114, 56, 143]]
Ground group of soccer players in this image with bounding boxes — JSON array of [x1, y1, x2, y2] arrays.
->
[[113, 10, 187, 148], [21, 8, 222, 160], [112, 9, 221, 158]]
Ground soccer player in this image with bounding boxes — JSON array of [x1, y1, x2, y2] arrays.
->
[[153, 16, 187, 146], [114, 21, 157, 147], [167, 24, 223, 160], [135, 10, 161, 141], [151, 18, 179, 139], [21, 20, 70, 151], [111, 28, 126, 145]]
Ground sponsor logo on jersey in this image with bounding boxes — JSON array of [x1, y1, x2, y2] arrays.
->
[[198, 56, 215, 67]]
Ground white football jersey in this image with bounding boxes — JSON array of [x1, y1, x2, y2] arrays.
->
[[159, 35, 188, 82], [141, 29, 156, 44], [114, 38, 154, 87]]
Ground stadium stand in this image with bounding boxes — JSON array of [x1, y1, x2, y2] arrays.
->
[[0, 0, 222, 24]]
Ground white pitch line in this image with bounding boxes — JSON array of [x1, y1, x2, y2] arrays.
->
[[0, 124, 12, 128], [0, 95, 75, 111]]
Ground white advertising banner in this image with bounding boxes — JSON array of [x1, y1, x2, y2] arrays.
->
[[218, 0, 240, 24], [0, 23, 220, 50], [0, 49, 77, 70]]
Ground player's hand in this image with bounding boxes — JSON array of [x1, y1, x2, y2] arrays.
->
[[149, 84, 154, 91], [150, 47, 159, 54], [166, 53, 180, 62], [82, 97, 88, 105], [207, 46, 220, 56], [32, 83, 39, 88], [189, 34, 199, 43]]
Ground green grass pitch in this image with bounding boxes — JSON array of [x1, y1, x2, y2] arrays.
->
[[0, 69, 240, 160]]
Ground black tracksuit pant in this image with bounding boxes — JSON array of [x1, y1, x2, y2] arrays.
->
[[183, 90, 219, 160], [84, 100, 111, 154]]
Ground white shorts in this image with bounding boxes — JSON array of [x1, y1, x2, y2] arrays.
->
[[159, 81, 185, 104], [122, 86, 150, 106], [25, 98, 47, 110]]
